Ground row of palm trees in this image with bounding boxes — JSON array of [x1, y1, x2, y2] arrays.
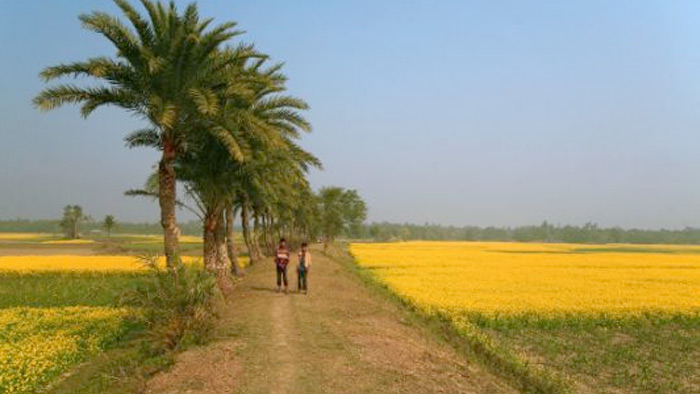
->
[[34, 0, 321, 285]]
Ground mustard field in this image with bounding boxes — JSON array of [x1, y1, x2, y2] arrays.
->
[[350, 241, 700, 393], [0, 255, 201, 272], [350, 241, 700, 316], [0, 233, 229, 394], [0, 233, 54, 241], [0, 307, 133, 394]]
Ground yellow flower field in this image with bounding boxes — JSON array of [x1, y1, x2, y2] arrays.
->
[[350, 241, 700, 316], [118, 234, 203, 243], [0, 255, 200, 272], [0, 306, 133, 394], [42, 238, 95, 245], [0, 233, 53, 241]]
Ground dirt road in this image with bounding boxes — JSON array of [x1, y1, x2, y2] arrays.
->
[[146, 248, 514, 394]]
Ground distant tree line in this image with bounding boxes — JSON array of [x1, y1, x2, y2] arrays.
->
[[0, 185, 368, 248], [4, 216, 700, 245], [360, 221, 700, 245], [0, 218, 204, 236]]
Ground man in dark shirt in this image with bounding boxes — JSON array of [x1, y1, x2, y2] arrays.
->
[[275, 238, 291, 294]]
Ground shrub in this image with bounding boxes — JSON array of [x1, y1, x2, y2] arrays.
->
[[121, 255, 220, 355]]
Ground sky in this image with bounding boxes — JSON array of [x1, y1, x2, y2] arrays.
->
[[1, 0, 700, 229]]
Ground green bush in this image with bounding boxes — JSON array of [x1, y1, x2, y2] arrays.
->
[[121, 255, 220, 354]]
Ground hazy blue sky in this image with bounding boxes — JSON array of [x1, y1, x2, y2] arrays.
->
[[2, 0, 700, 228]]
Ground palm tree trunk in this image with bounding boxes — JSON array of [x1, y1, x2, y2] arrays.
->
[[262, 214, 272, 255], [241, 203, 257, 264], [159, 144, 180, 268], [203, 207, 220, 272], [253, 214, 263, 259], [226, 206, 241, 277], [203, 207, 233, 294], [214, 212, 234, 294], [266, 215, 274, 255], [215, 221, 234, 294]]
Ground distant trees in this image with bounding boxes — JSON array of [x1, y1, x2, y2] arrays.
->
[[59, 205, 88, 239], [357, 221, 700, 245], [0, 219, 203, 236], [102, 215, 117, 236], [316, 187, 367, 250], [341, 189, 368, 239]]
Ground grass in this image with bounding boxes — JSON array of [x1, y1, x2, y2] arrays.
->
[[46, 345, 171, 394], [114, 241, 203, 255], [0, 271, 150, 308], [474, 313, 700, 393]]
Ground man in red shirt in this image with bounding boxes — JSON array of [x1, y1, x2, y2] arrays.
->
[[275, 238, 291, 294]]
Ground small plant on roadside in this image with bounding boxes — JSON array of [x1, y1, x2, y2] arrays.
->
[[121, 254, 220, 355]]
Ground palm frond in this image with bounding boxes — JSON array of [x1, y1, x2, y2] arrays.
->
[[124, 128, 161, 148]]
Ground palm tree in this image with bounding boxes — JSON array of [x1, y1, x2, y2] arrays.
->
[[183, 60, 320, 284], [126, 53, 319, 289], [33, 0, 248, 267]]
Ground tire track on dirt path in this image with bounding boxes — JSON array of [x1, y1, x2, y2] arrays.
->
[[269, 290, 299, 394]]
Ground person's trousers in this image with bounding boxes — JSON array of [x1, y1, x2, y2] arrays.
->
[[297, 268, 308, 291], [276, 265, 288, 287]]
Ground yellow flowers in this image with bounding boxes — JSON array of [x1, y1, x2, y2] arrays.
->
[[0, 233, 52, 241], [0, 234, 213, 393], [0, 255, 200, 272], [237, 256, 251, 268], [42, 239, 95, 245], [350, 241, 700, 316], [120, 234, 203, 243], [176, 235, 203, 243], [0, 306, 133, 394]]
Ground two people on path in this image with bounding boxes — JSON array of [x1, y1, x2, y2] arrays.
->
[[274, 238, 311, 294]]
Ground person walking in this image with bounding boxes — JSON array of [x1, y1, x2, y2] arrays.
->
[[297, 242, 312, 294], [275, 238, 291, 294]]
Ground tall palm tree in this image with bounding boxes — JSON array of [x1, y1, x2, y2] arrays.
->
[[186, 60, 320, 283], [124, 54, 318, 289], [33, 0, 247, 267]]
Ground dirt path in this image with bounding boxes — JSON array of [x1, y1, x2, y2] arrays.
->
[[269, 290, 296, 394], [146, 248, 515, 394]]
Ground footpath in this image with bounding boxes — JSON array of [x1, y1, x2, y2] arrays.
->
[[146, 248, 514, 394]]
